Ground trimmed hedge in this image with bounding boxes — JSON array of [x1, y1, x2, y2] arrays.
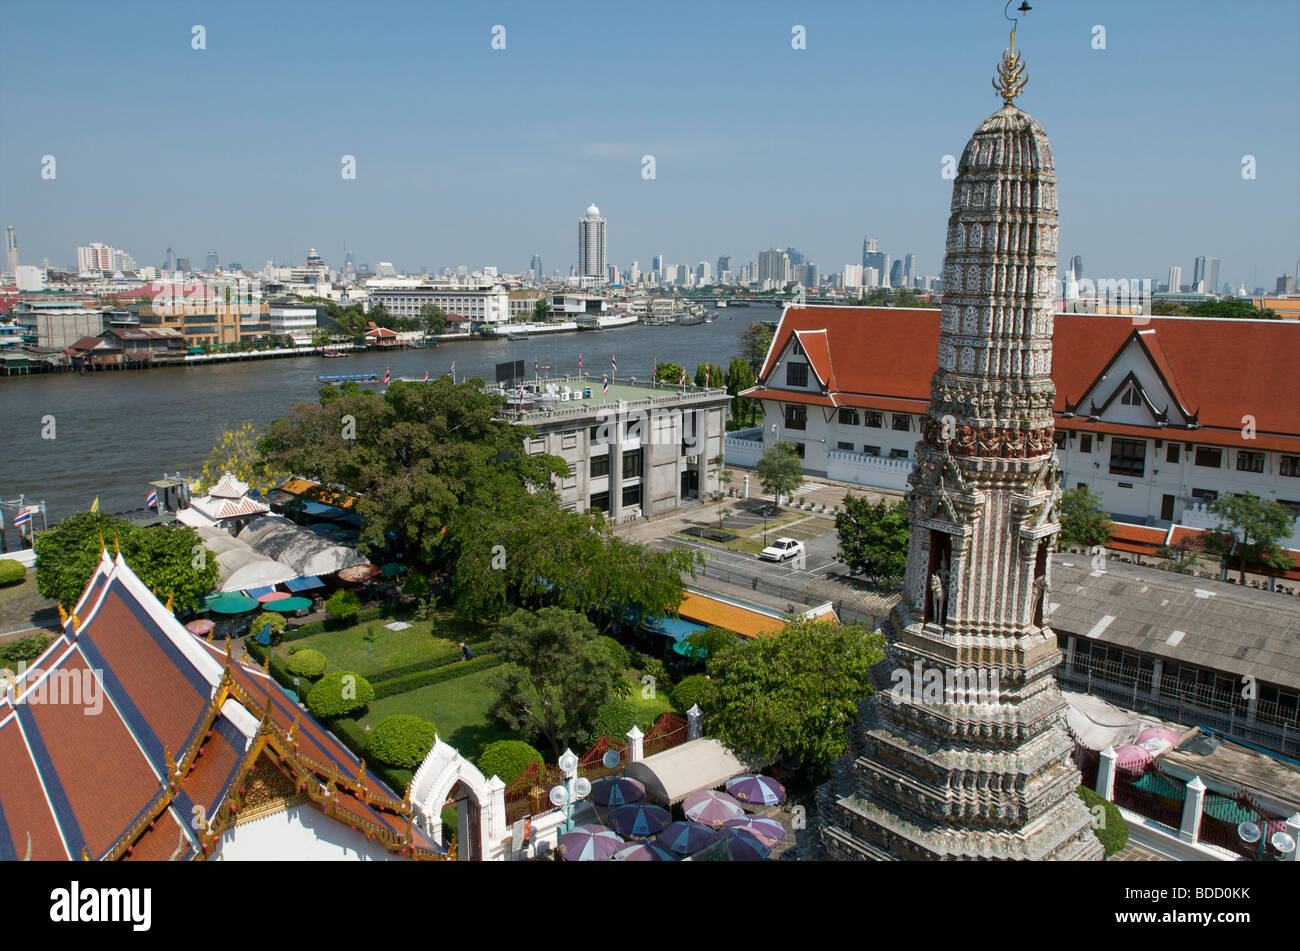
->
[[669, 674, 710, 714], [366, 715, 439, 768], [1077, 785, 1128, 856], [371, 654, 504, 700], [284, 606, 386, 640], [285, 648, 328, 678], [326, 589, 362, 619], [367, 638, 492, 684], [593, 697, 636, 742], [476, 740, 543, 786], [0, 559, 26, 587], [306, 671, 375, 718], [328, 716, 413, 796]]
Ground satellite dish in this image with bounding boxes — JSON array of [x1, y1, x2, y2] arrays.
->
[[573, 777, 592, 799], [548, 786, 568, 808], [602, 750, 621, 770], [1271, 831, 1296, 855], [1237, 821, 1261, 844]]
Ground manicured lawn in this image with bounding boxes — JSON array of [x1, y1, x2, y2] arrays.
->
[[272, 609, 487, 679], [630, 675, 674, 726], [358, 667, 513, 763]]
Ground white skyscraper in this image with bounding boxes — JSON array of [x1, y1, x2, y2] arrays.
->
[[1168, 265, 1182, 293], [4, 225, 17, 278], [578, 203, 607, 281]]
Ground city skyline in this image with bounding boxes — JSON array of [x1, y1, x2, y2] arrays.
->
[[1, 1, 1296, 288]]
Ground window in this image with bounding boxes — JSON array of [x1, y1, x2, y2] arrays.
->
[[891, 414, 911, 432], [1191, 488, 1218, 503], [785, 362, 808, 387], [1278, 499, 1300, 518], [837, 441, 854, 451], [784, 405, 806, 430], [1281, 455, 1300, 478], [1108, 438, 1146, 477], [622, 449, 641, 479], [1166, 443, 1180, 464], [1053, 431, 1068, 450], [889, 448, 909, 460], [1120, 385, 1141, 406], [590, 453, 610, 478], [865, 411, 882, 428], [621, 484, 641, 507], [561, 432, 577, 450], [863, 445, 881, 457], [589, 490, 610, 513], [1237, 451, 1265, 473], [792, 442, 805, 458], [838, 408, 859, 425], [1194, 446, 1222, 468], [1079, 434, 1093, 453]]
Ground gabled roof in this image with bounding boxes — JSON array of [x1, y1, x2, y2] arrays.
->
[[745, 307, 1300, 452], [0, 551, 443, 861]]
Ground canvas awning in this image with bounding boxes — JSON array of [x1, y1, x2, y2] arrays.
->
[[624, 739, 761, 806], [285, 575, 325, 592], [238, 516, 367, 577]]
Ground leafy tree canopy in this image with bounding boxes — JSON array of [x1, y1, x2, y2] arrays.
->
[[835, 494, 909, 586], [199, 420, 283, 495], [1206, 491, 1297, 581], [1056, 485, 1116, 549], [756, 440, 804, 507], [739, 322, 775, 373], [654, 361, 685, 384]]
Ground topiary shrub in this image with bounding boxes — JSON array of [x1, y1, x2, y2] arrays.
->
[[477, 740, 544, 786], [669, 674, 711, 714], [306, 671, 374, 718], [326, 589, 361, 620], [0, 560, 25, 587], [598, 636, 630, 671], [252, 611, 287, 645], [285, 648, 328, 679], [366, 715, 438, 769], [1077, 785, 1128, 857], [592, 697, 636, 742], [0, 633, 51, 665]]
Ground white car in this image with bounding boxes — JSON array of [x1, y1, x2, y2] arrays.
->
[[759, 538, 805, 562]]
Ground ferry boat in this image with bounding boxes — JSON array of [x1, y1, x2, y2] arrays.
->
[[315, 372, 383, 386]]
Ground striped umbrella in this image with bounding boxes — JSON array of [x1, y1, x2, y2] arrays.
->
[[589, 775, 645, 808], [608, 804, 671, 839], [612, 842, 678, 862], [556, 825, 624, 862], [654, 821, 721, 856], [721, 815, 787, 849], [683, 789, 745, 828], [702, 828, 771, 861], [725, 774, 787, 807]]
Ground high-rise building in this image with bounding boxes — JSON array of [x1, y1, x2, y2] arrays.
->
[[696, 261, 712, 285], [716, 255, 731, 277], [889, 258, 905, 288], [77, 243, 115, 275], [757, 248, 791, 288], [862, 237, 879, 267], [652, 253, 663, 276], [176, 257, 192, 273], [206, 250, 220, 273], [165, 247, 175, 272], [1168, 265, 1182, 293], [842, 264, 864, 290], [817, 31, 1102, 861], [1192, 255, 1207, 291], [786, 247, 805, 268], [1205, 257, 1220, 296], [904, 253, 916, 288], [629, 260, 640, 284], [578, 203, 607, 281], [1069, 254, 1083, 281], [530, 253, 543, 282], [4, 226, 17, 278]]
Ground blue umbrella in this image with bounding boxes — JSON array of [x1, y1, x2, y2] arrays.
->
[[721, 815, 787, 849], [725, 774, 787, 807], [612, 842, 678, 861], [703, 828, 771, 861], [608, 804, 671, 839], [655, 821, 721, 856], [589, 775, 645, 808], [556, 825, 624, 862]]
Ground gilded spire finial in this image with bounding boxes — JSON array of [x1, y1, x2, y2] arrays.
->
[[994, 1, 1031, 105]]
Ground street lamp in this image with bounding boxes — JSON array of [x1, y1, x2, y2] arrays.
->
[[548, 749, 592, 834]]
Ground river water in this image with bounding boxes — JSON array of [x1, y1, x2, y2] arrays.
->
[[0, 307, 778, 524]]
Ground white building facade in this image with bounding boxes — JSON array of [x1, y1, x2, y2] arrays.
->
[[365, 279, 510, 325]]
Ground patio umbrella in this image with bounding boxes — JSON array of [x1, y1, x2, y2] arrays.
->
[[257, 591, 290, 603], [589, 775, 645, 808], [1113, 744, 1153, 774], [725, 774, 787, 807], [721, 815, 787, 849], [1136, 727, 1183, 747], [267, 596, 313, 615], [207, 593, 259, 614], [612, 842, 678, 862], [608, 804, 671, 839], [380, 563, 409, 578], [185, 619, 215, 636], [337, 564, 380, 584], [654, 821, 721, 856], [699, 828, 771, 861], [556, 825, 624, 862], [683, 789, 745, 828]]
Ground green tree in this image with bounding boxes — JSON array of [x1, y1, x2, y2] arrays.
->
[[199, 420, 283, 494], [756, 440, 803, 507], [836, 495, 909, 586], [33, 512, 218, 613], [533, 299, 553, 321], [694, 361, 725, 389], [476, 739, 543, 785], [419, 303, 448, 337], [1205, 491, 1297, 584], [486, 607, 619, 757], [705, 619, 885, 766], [1056, 486, 1116, 548], [654, 361, 685, 384], [739, 322, 774, 373], [724, 356, 757, 425]]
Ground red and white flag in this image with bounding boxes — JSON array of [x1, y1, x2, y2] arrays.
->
[[382, 367, 390, 384], [611, 355, 617, 373], [447, 361, 455, 378], [422, 370, 429, 382], [602, 373, 609, 395], [578, 352, 583, 370], [679, 366, 687, 385]]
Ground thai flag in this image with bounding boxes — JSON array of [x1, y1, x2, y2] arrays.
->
[[382, 367, 390, 384], [679, 366, 687, 385], [611, 355, 617, 373], [705, 365, 710, 386], [13, 507, 33, 529], [577, 353, 583, 370], [534, 357, 539, 373], [602, 373, 608, 395], [653, 359, 657, 378], [447, 361, 455, 378], [145, 490, 158, 509], [422, 370, 429, 382]]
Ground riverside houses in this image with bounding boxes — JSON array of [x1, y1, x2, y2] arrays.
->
[[498, 376, 731, 521], [735, 307, 1300, 547]]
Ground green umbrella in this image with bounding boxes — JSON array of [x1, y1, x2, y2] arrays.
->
[[380, 563, 409, 578], [672, 640, 709, 659], [265, 596, 313, 614], [207, 594, 259, 614]]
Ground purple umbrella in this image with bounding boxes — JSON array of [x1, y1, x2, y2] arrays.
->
[[612, 842, 679, 862], [608, 804, 671, 839], [699, 828, 771, 861], [589, 775, 645, 808], [1114, 744, 1153, 775], [1136, 727, 1183, 747], [725, 774, 787, 807], [556, 824, 624, 862], [683, 789, 745, 828], [655, 821, 721, 856], [721, 815, 787, 849]]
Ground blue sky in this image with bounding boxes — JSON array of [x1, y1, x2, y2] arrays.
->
[[1, 0, 1296, 289]]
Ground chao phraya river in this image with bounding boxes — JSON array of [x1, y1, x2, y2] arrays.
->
[[0, 310, 777, 523]]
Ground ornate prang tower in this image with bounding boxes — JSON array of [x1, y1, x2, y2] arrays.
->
[[815, 20, 1103, 861]]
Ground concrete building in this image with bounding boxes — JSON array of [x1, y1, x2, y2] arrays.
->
[[11, 301, 104, 349], [365, 279, 510, 326], [578, 203, 607, 281], [266, 297, 319, 344], [496, 376, 731, 521]]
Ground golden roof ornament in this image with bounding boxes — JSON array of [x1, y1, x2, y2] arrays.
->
[[994, 1, 1032, 105]]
